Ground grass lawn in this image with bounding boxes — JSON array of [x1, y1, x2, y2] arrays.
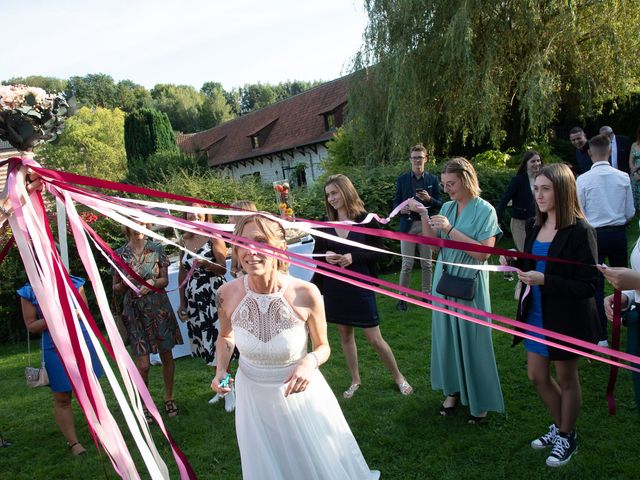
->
[[1, 236, 640, 479]]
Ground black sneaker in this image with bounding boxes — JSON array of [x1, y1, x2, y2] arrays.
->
[[531, 423, 559, 450], [396, 300, 408, 311], [546, 430, 577, 467]]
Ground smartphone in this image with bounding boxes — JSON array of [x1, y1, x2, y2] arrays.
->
[[416, 188, 426, 194]]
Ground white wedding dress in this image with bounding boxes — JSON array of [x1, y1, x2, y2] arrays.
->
[[232, 275, 380, 480]]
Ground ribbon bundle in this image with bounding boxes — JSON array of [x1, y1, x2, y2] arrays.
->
[[1, 156, 636, 477]]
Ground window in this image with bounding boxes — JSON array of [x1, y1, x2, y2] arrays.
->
[[251, 135, 260, 149], [324, 113, 335, 132]]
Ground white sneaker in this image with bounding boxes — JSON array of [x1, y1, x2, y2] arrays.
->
[[224, 385, 236, 413], [208, 393, 222, 404], [597, 339, 609, 348]]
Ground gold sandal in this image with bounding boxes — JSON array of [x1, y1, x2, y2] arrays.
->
[[343, 383, 360, 399], [68, 441, 86, 456], [397, 381, 413, 396]]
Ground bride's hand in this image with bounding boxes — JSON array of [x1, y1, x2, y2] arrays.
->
[[211, 372, 232, 395], [283, 361, 314, 397]]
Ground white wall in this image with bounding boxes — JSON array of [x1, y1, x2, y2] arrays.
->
[[216, 145, 327, 186]]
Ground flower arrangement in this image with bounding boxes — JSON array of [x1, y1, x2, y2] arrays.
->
[[273, 180, 294, 219], [0, 84, 69, 151]]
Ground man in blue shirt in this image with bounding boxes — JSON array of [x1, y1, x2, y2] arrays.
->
[[393, 144, 442, 311]]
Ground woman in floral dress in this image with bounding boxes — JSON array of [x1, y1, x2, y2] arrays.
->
[[113, 222, 182, 422]]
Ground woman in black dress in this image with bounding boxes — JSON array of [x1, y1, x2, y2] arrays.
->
[[313, 174, 412, 399]]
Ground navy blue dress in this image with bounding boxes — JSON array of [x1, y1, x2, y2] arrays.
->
[[312, 213, 385, 328]]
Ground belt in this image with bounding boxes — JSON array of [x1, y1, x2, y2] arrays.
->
[[595, 225, 626, 232]]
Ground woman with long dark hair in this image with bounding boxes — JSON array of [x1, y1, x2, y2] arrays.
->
[[313, 174, 412, 399], [496, 150, 543, 251], [503, 163, 599, 467]]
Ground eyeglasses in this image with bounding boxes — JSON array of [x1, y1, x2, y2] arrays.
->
[[440, 181, 457, 189]]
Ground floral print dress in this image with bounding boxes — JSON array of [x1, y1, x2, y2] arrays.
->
[[117, 240, 182, 356]]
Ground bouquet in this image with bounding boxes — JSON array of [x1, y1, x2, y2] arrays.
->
[[0, 84, 69, 151], [273, 180, 294, 219]]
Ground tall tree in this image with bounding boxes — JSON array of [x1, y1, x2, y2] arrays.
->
[[65, 74, 118, 108], [124, 108, 176, 163], [37, 106, 127, 180], [348, 0, 640, 162], [199, 82, 233, 129], [115, 80, 154, 112], [239, 83, 278, 115], [151, 84, 203, 133]]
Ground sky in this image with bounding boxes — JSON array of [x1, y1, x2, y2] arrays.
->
[[2, 0, 369, 91]]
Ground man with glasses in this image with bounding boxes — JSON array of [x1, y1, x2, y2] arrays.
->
[[393, 144, 442, 311]]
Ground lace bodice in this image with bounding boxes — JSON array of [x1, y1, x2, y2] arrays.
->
[[232, 275, 308, 367]]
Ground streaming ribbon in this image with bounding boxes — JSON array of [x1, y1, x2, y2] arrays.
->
[[1, 153, 634, 480]]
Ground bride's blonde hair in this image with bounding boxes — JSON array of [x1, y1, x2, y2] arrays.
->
[[232, 214, 289, 272]]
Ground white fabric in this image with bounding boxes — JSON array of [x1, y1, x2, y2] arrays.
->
[[232, 275, 379, 480], [623, 237, 640, 306], [611, 135, 618, 169], [576, 161, 635, 228]]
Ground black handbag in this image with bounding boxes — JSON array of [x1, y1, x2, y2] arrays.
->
[[436, 265, 479, 301]]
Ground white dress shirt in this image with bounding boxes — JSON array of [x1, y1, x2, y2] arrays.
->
[[623, 237, 640, 306], [576, 161, 635, 228]]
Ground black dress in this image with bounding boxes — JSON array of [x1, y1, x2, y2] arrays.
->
[[313, 212, 386, 328]]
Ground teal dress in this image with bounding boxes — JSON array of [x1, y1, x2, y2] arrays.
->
[[430, 197, 505, 416]]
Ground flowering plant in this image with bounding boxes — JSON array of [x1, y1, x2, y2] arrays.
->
[[0, 84, 69, 151]]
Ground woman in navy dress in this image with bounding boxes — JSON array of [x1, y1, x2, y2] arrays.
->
[[313, 174, 412, 399]]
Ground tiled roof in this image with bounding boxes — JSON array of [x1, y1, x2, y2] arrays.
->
[[178, 76, 349, 167]]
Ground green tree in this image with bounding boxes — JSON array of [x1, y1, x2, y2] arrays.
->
[[65, 73, 119, 108], [239, 83, 278, 114], [199, 82, 234, 129], [151, 84, 203, 133], [349, 0, 640, 163], [124, 108, 177, 163], [37, 106, 127, 180], [2, 75, 67, 93], [115, 80, 154, 112]]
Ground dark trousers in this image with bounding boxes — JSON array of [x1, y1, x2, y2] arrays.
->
[[596, 228, 628, 340]]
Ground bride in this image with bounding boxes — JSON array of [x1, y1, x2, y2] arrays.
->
[[211, 214, 379, 479]]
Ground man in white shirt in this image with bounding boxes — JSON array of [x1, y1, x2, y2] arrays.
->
[[577, 134, 636, 346]]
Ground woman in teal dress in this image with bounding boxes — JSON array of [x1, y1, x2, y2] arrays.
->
[[113, 222, 183, 422], [409, 157, 504, 422]]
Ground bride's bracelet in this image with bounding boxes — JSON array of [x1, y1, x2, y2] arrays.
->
[[308, 351, 320, 369]]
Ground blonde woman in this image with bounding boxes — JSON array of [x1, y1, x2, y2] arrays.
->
[[211, 214, 379, 479], [409, 158, 503, 423]]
